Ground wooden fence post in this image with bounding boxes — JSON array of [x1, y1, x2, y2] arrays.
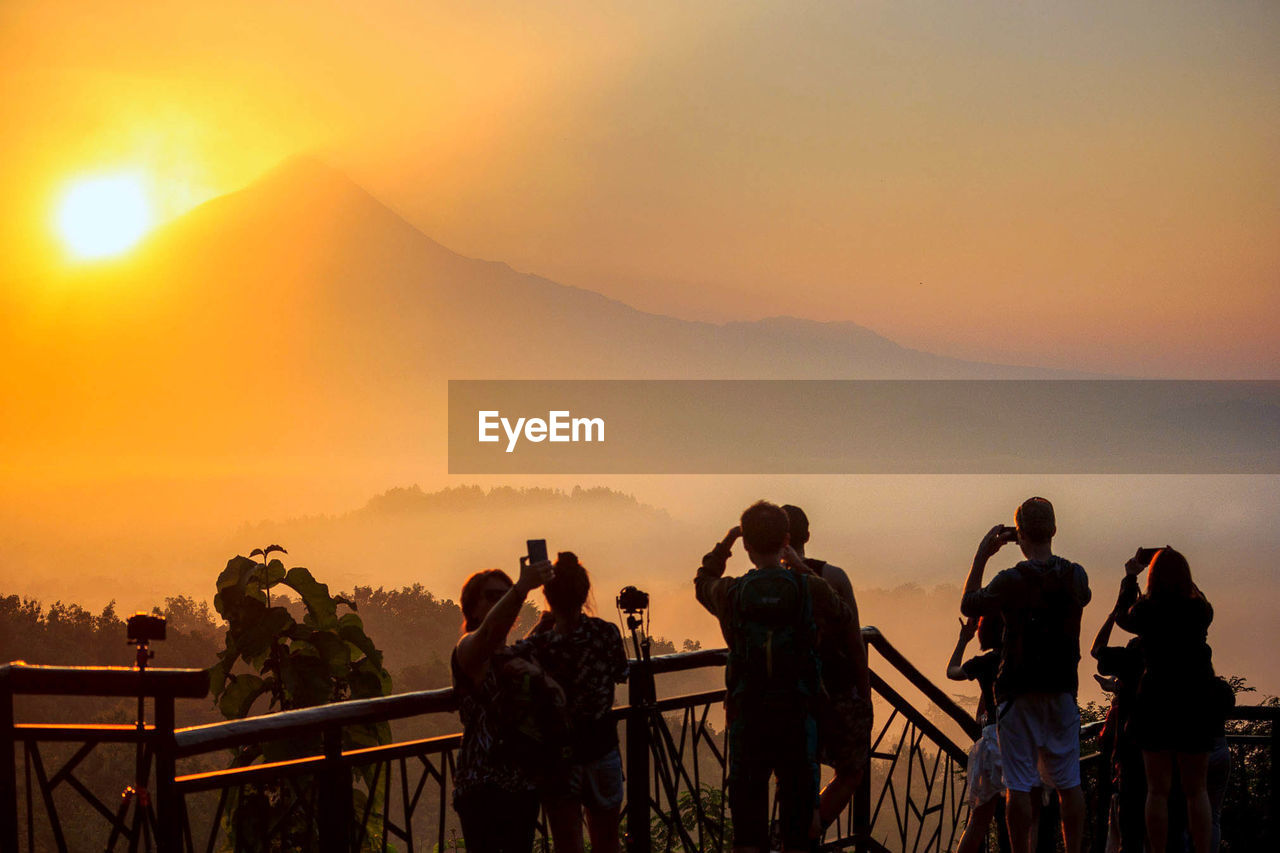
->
[[154, 693, 181, 851], [626, 656, 653, 853], [0, 680, 16, 853], [319, 728, 352, 853]]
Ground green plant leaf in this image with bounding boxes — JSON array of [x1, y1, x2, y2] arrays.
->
[[218, 674, 267, 719], [282, 567, 339, 629], [338, 613, 383, 668], [280, 652, 333, 708], [233, 606, 295, 664]]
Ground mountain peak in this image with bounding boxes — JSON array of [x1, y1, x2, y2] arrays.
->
[[253, 153, 360, 196]]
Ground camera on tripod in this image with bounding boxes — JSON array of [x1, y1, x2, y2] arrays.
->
[[616, 585, 649, 614], [127, 613, 167, 645]]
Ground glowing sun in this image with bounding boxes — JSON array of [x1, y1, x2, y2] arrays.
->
[[56, 175, 154, 259]]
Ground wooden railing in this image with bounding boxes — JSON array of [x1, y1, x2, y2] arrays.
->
[[3, 632, 1276, 852]]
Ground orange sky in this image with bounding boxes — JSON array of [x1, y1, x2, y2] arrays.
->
[[1, 0, 1278, 377]]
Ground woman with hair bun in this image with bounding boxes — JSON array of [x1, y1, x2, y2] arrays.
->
[[515, 551, 629, 853], [1115, 547, 1216, 853]]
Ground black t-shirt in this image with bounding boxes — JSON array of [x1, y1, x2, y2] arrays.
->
[[960, 650, 1000, 723], [961, 556, 1091, 703], [1117, 587, 1215, 694]]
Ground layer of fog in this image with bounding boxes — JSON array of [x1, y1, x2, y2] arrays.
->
[[1, 474, 1275, 712]]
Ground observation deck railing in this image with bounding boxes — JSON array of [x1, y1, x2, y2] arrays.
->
[[3, 628, 1276, 852]]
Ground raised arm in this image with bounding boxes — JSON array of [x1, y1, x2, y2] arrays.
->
[[1090, 608, 1117, 660], [694, 526, 741, 619], [946, 617, 978, 681], [960, 525, 1008, 617], [1112, 554, 1145, 634], [457, 557, 553, 680]]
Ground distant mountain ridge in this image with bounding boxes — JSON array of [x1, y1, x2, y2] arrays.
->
[[3, 156, 1085, 473], [140, 155, 1077, 381]]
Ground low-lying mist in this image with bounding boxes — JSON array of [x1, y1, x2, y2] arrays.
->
[[1, 475, 1275, 707]]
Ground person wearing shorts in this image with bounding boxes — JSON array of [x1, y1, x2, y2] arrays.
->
[[547, 749, 625, 814], [515, 551, 629, 853], [961, 497, 1091, 853], [996, 692, 1082, 792]]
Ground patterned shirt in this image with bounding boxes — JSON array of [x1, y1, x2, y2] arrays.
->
[[515, 616, 629, 761], [450, 648, 536, 800]]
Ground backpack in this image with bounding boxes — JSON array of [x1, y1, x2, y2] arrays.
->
[[487, 650, 573, 782], [1003, 558, 1082, 694], [725, 566, 823, 714]]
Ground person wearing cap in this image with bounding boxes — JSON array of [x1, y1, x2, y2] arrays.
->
[[781, 504, 872, 832], [960, 496, 1091, 853]]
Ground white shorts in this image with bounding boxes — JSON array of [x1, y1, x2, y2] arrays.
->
[[996, 692, 1081, 792], [965, 723, 1005, 807]]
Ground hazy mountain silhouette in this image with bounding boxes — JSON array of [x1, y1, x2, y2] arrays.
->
[[3, 156, 1081, 470], [137, 155, 1076, 381]]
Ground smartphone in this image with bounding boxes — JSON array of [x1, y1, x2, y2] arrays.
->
[[998, 525, 1019, 543], [1134, 547, 1162, 566], [526, 538, 548, 564]]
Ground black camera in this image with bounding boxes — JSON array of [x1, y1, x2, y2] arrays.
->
[[616, 586, 649, 614], [126, 613, 166, 645]]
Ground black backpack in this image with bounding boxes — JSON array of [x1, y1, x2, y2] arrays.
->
[[1004, 559, 1082, 694], [725, 567, 823, 715], [487, 650, 572, 782]]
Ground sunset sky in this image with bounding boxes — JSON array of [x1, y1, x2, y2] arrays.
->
[[2, 0, 1277, 377], [1, 2, 1278, 702]]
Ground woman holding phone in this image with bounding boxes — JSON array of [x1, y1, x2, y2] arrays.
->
[[1114, 547, 1216, 853], [452, 553, 554, 853]]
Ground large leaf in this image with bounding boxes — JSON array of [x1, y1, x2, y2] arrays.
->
[[348, 657, 392, 699], [218, 674, 267, 719], [305, 630, 353, 677], [216, 556, 257, 594], [279, 652, 333, 708], [214, 557, 268, 620], [261, 559, 287, 589], [337, 613, 383, 669], [232, 606, 295, 665], [281, 567, 339, 629]]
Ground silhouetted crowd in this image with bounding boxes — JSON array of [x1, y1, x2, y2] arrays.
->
[[449, 496, 1230, 853]]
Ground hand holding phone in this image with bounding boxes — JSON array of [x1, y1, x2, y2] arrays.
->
[[518, 539, 553, 592], [1126, 546, 1162, 576]]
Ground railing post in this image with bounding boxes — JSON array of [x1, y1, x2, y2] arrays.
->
[[154, 693, 181, 852], [852, 752, 870, 852], [853, 645, 871, 852], [0, 677, 15, 853], [320, 728, 352, 853], [1271, 716, 1279, 850], [626, 655, 653, 853]]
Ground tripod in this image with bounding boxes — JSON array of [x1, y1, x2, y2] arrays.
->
[[106, 636, 160, 852], [622, 609, 654, 703]]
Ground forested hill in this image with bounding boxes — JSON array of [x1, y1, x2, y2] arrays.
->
[[0, 577, 697, 725]]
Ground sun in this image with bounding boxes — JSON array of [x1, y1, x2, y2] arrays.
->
[[56, 174, 154, 260]]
